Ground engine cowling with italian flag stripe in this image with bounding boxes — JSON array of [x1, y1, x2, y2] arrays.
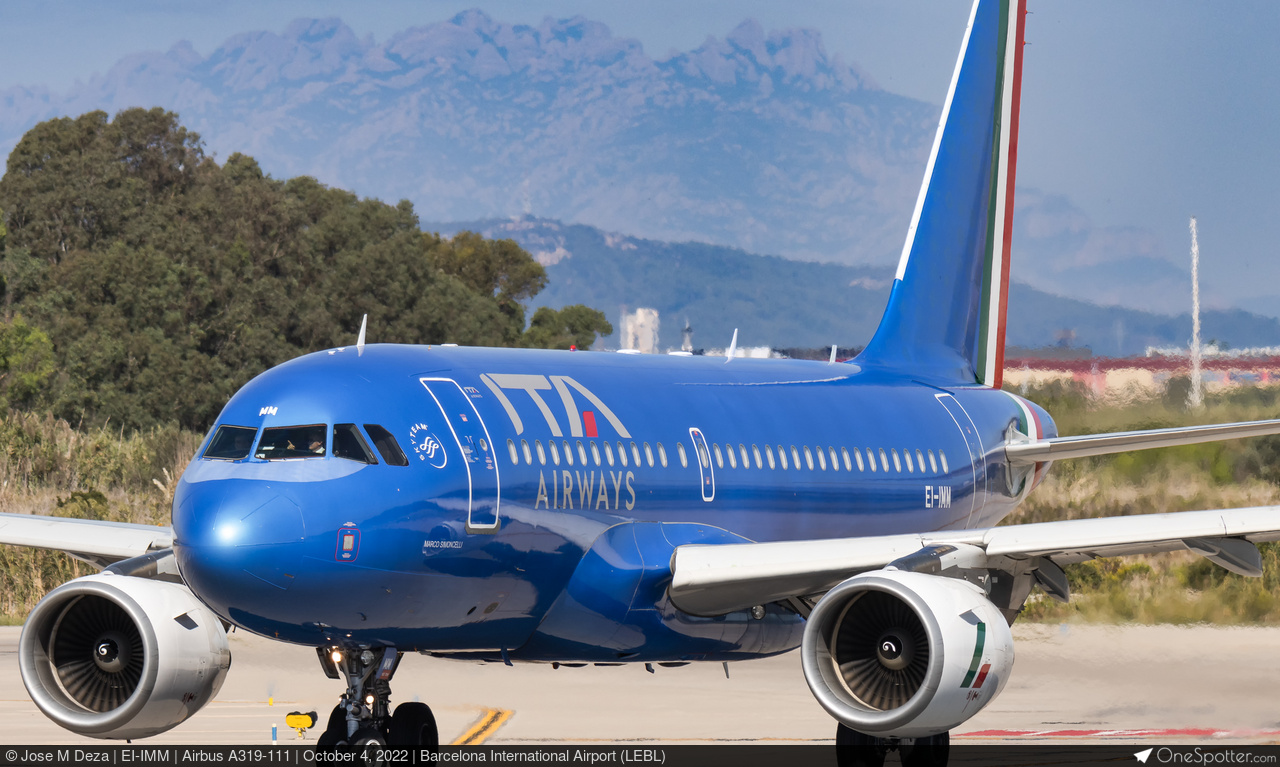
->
[[801, 569, 1014, 738]]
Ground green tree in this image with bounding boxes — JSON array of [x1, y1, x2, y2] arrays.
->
[[0, 316, 54, 410], [524, 305, 614, 350], [0, 108, 601, 431]]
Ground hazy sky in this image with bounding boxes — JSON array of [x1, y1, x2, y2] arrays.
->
[[5, 1, 1280, 312]]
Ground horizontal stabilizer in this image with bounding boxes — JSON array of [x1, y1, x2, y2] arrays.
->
[[1005, 418, 1280, 465]]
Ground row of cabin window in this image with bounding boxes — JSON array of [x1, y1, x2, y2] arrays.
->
[[507, 438, 670, 469], [702, 442, 947, 475], [505, 437, 948, 476]]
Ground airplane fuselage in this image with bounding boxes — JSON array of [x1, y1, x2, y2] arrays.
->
[[172, 344, 1054, 662]]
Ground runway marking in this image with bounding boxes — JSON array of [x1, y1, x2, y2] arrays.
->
[[452, 708, 513, 745], [958, 728, 1280, 740]]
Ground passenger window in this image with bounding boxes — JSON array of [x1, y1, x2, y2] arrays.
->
[[564, 441, 575, 466], [696, 441, 711, 469], [765, 445, 776, 469], [879, 448, 889, 472], [928, 450, 938, 473], [576, 440, 588, 465], [658, 443, 668, 468], [713, 443, 725, 469], [737, 444, 748, 467], [866, 448, 876, 472], [521, 439, 532, 464], [940, 451, 950, 473], [203, 425, 257, 461], [815, 447, 826, 471], [854, 448, 865, 471], [550, 441, 561, 466], [804, 446, 815, 470], [677, 442, 688, 468], [605, 442, 615, 466], [507, 439, 519, 465], [363, 425, 409, 467], [726, 444, 737, 469], [791, 446, 801, 470], [334, 424, 377, 464], [903, 449, 914, 472], [829, 447, 839, 472], [644, 442, 654, 467], [617, 442, 628, 467], [752, 444, 762, 468], [631, 442, 642, 466], [891, 449, 902, 472], [536, 440, 547, 466], [257, 424, 327, 460], [916, 449, 925, 473], [591, 441, 602, 466], [778, 445, 789, 470]]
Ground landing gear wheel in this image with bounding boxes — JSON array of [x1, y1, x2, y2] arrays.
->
[[389, 702, 439, 749], [835, 724, 886, 767], [316, 703, 348, 746], [899, 732, 949, 767]]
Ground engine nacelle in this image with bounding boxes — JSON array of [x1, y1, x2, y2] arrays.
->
[[19, 573, 231, 740], [801, 569, 1014, 738]]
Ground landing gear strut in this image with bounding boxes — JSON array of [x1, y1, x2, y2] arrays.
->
[[835, 724, 949, 767], [314, 646, 439, 748]]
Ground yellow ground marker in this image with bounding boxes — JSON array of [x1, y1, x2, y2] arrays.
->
[[451, 708, 513, 745]]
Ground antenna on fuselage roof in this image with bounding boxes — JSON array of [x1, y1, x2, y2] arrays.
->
[[356, 314, 367, 357], [725, 329, 738, 363]]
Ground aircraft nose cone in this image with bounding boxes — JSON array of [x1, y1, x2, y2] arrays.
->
[[174, 481, 306, 619]]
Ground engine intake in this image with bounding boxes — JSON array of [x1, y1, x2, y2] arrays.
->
[[802, 569, 1013, 738], [20, 574, 231, 740]]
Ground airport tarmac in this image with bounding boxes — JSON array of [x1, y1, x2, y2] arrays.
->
[[1, 623, 1278, 746]]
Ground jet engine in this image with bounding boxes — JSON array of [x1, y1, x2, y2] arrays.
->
[[801, 569, 1014, 738], [19, 573, 231, 740]]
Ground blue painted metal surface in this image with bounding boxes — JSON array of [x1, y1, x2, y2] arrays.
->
[[171, 345, 1056, 657]]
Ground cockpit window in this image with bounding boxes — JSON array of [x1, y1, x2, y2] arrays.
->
[[333, 424, 377, 465], [364, 424, 409, 467], [203, 425, 258, 460], [255, 425, 327, 460]]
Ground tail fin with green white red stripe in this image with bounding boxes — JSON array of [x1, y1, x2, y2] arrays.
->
[[855, 0, 1026, 388]]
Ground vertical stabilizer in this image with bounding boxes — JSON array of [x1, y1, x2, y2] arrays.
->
[[855, 0, 1026, 387]]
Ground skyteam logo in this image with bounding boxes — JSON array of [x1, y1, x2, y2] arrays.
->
[[409, 423, 448, 468]]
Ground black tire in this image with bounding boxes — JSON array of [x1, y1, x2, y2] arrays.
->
[[316, 703, 348, 746], [835, 724, 886, 767], [900, 731, 950, 767], [389, 702, 439, 749]]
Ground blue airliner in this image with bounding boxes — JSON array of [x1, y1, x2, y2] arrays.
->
[[6, 0, 1280, 761]]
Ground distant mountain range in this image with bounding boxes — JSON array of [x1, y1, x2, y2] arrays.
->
[[0, 12, 1261, 319], [436, 216, 1280, 357]]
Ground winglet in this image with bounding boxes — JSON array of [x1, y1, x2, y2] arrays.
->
[[725, 329, 738, 363], [356, 314, 367, 357], [829, 345, 838, 365]]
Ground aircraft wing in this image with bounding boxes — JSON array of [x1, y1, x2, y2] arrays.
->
[[0, 511, 174, 568], [668, 506, 1280, 616]]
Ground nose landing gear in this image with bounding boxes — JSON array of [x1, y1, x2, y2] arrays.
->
[[314, 645, 439, 748]]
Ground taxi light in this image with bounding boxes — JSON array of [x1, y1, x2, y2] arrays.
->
[[365, 694, 375, 706], [330, 650, 342, 664]]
